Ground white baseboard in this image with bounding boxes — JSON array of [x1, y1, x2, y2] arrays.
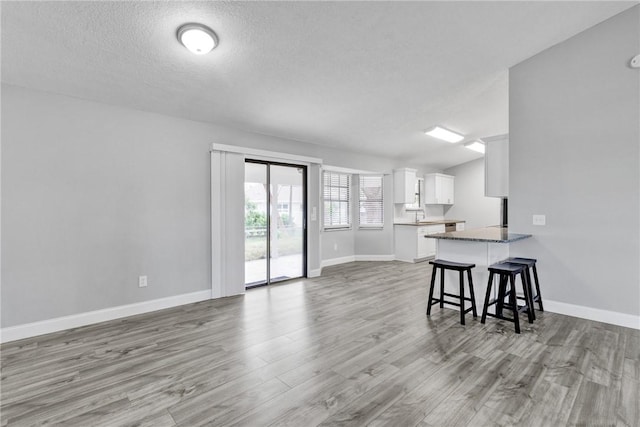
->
[[307, 268, 322, 278], [544, 299, 640, 330], [321, 255, 396, 268], [0, 290, 212, 343], [321, 255, 356, 268], [354, 254, 395, 262]]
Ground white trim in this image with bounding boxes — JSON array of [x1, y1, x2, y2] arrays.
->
[[211, 143, 322, 165], [0, 290, 212, 343], [321, 255, 356, 268], [482, 133, 509, 143], [354, 254, 396, 262], [320, 254, 396, 268], [211, 151, 223, 299], [544, 299, 640, 330], [308, 269, 322, 278], [322, 165, 385, 175]]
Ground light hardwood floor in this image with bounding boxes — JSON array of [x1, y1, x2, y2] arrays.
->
[[1, 261, 639, 426]]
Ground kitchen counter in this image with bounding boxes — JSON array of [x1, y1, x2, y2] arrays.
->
[[425, 226, 531, 243], [393, 219, 466, 226], [425, 226, 532, 310]]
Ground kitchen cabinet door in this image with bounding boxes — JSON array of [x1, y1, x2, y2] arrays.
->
[[417, 227, 430, 258], [440, 175, 454, 204], [393, 168, 417, 204], [425, 173, 455, 205]]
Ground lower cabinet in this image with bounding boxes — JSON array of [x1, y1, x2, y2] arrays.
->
[[395, 224, 446, 262]]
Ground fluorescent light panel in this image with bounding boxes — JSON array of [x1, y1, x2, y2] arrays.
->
[[464, 141, 485, 154], [424, 126, 465, 143]]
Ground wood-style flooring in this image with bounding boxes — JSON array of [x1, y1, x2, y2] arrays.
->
[[1, 261, 639, 426]]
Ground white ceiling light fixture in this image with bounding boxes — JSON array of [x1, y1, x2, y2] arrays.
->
[[464, 140, 485, 154], [424, 126, 465, 143], [177, 23, 218, 55]]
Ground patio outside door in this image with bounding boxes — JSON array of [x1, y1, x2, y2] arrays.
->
[[244, 160, 306, 287]]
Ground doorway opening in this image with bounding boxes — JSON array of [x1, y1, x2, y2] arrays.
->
[[244, 160, 307, 287]]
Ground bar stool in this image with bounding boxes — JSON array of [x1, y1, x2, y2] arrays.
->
[[427, 259, 477, 325], [481, 262, 533, 334], [506, 257, 544, 314]]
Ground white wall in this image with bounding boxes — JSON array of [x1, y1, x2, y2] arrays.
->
[[354, 175, 394, 257], [444, 158, 501, 228], [509, 6, 640, 323], [1, 84, 398, 328]]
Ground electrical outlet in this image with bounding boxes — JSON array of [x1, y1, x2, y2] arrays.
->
[[138, 275, 148, 287], [532, 215, 546, 226]]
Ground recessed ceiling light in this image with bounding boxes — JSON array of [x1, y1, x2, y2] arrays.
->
[[424, 126, 464, 143], [464, 140, 485, 154], [177, 23, 218, 55]]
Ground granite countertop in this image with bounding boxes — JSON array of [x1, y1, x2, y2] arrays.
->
[[393, 219, 466, 226], [424, 226, 531, 243]]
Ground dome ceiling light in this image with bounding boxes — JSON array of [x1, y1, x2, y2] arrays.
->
[[177, 23, 218, 55]]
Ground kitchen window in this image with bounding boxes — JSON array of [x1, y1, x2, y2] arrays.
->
[[405, 178, 423, 210], [359, 175, 384, 228], [323, 171, 351, 230]]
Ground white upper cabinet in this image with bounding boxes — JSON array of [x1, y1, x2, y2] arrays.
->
[[424, 173, 455, 205], [393, 168, 417, 204], [485, 135, 509, 198]]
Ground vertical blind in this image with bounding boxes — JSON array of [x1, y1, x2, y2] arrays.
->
[[359, 175, 384, 227], [323, 171, 351, 229]]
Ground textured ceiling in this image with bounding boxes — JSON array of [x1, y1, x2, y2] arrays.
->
[[1, 1, 636, 169]]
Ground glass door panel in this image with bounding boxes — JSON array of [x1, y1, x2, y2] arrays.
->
[[244, 161, 306, 288], [269, 165, 305, 283], [244, 162, 268, 287]]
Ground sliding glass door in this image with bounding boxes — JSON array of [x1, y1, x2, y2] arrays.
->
[[244, 160, 306, 287]]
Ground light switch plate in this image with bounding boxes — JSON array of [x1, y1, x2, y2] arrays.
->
[[532, 214, 546, 226], [311, 207, 317, 221]]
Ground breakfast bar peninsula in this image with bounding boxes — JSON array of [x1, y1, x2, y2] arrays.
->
[[425, 226, 532, 310]]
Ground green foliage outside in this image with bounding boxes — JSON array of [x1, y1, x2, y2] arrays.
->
[[245, 198, 267, 228], [245, 197, 301, 261], [245, 232, 302, 261]]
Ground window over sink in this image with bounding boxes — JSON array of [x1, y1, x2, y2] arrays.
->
[[405, 178, 423, 210]]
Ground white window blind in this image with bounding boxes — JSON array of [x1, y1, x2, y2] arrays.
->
[[359, 175, 384, 228], [323, 171, 351, 229]]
